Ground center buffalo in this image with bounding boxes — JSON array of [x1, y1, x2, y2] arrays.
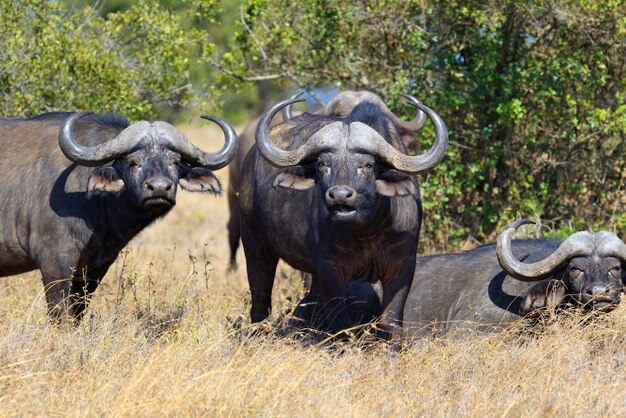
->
[[239, 95, 448, 339], [227, 90, 426, 269]]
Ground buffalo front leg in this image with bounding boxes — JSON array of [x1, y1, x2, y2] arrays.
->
[[64, 263, 111, 322], [314, 263, 352, 336], [40, 259, 83, 324], [40, 258, 109, 324], [379, 262, 415, 341], [291, 275, 320, 327], [241, 225, 279, 323]]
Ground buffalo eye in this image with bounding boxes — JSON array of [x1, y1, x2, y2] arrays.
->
[[362, 161, 374, 170], [569, 266, 583, 278], [317, 158, 331, 174], [609, 266, 621, 278], [127, 158, 142, 169]]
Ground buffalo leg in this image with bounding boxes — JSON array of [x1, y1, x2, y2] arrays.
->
[[314, 264, 352, 335], [65, 263, 112, 322], [227, 190, 241, 270], [241, 226, 279, 323], [292, 277, 320, 326], [40, 256, 82, 323], [345, 281, 382, 326], [40, 257, 110, 323], [379, 262, 415, 341]]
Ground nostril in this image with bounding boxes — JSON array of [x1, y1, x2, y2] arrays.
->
[[327, 185, 356, 203], [144, 177, 173, 193], [588, 284, 609, 296]]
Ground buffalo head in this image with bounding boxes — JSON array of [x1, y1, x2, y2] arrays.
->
[[497, 219, 626, 311], [59, 111, 237, 215], [256, 94, 448, 225]]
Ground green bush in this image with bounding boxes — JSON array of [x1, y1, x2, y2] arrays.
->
[[0, 0, 218, 120]]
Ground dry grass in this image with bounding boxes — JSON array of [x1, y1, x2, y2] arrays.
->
[[1, 123, 626, 417]]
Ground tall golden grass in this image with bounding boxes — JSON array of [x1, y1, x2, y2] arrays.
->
[[1, 124, 625, 416]]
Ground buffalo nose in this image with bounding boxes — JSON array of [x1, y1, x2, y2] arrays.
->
[[143, 177, 174, 194], [326, 185, 356, 205], [586, 284, 609, 297]]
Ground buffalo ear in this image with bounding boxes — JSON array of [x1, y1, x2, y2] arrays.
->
[[179, 168, 222, 195], [88, 167, 125, 195], [519, 279, 566, 316], [273, 166, 315, 190], [375, 170, 417, 197]]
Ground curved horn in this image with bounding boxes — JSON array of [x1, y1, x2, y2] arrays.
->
[[281, 91, 305, 121], [496, 219, 593, 282], [594, 231, 626, 262], [154, 116, 238, 170], [394, 100, 427, 132], [375, 95, 448, 174], [153, 116, 238, 170], [370, 93, 426, 132], [255, 96, 309, 167], [59, 111, 150, 167]]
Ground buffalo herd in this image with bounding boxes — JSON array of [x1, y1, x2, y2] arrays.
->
[[1, 90, 624, 342]]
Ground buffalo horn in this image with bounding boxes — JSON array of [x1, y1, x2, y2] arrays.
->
[[281, 91, 305, 121], [153, 116, 238, 170], [255, 96, 308, 167], [496, 219, 593, 282], [255, 94, 448, 175], [59, 111, 150, 167], [59, 112, 238, 170]]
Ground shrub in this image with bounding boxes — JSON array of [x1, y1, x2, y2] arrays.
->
[[0, 0, 218, 120]]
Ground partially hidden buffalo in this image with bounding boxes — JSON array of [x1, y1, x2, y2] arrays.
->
[[348, 219, 626, 336], [227, 90, 426, 269], [239, 94, 448, 339], [0, 111, 237, 321]]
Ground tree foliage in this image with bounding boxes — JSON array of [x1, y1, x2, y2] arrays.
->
[[222, 0, 626, 246], [0, 0, 218, 120]]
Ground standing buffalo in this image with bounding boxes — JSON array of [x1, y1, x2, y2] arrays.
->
[[227, 90, 426, 269], [349, 219, 626, 336], [0, 111, 237, 321], [239, 94, 448, 339]]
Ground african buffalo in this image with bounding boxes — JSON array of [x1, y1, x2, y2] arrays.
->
[[348, 219, 626, 336], [239, 94, 447, 340], [0, 111, 237, 321], [227, 90, 426, 269]]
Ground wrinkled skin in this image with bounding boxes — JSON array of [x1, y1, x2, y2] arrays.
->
[[227, 90, 421, 269], [347, 239, 625, 336], [240, 104, 422, 340], [0, 112, 223, 322]]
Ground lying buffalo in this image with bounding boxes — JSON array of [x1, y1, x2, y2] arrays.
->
[[0, 111, 237, 321], [239, 94, 447, 340], [227, 90, 426, 269], [347, 219, 625, 336]]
